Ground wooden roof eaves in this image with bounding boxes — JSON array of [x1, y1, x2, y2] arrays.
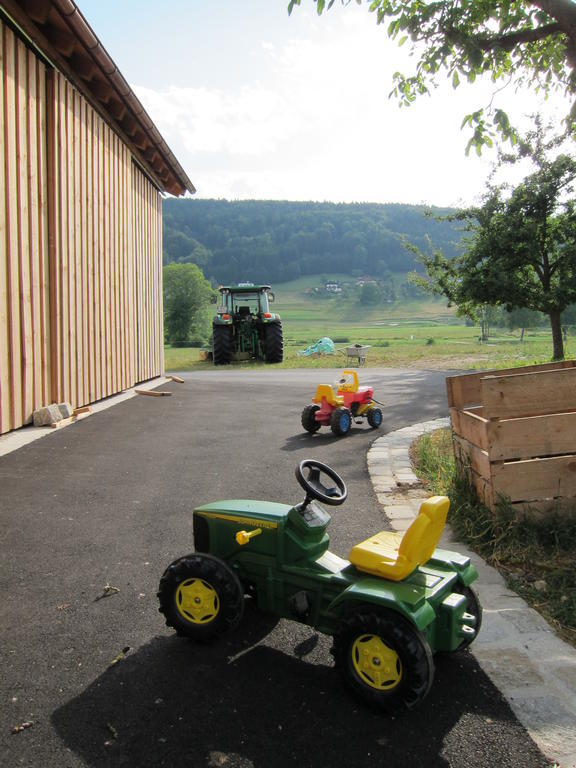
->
[[0, 0, 195, 197]]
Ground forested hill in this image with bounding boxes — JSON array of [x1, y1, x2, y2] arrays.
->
[[162, 198, 463, 284]]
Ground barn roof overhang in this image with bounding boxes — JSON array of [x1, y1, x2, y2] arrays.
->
[[0, 0, 195, 196]]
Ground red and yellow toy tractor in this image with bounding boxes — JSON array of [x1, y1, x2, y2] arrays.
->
[[301, 370, 383, 436]]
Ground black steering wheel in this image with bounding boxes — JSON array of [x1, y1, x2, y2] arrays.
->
[[295, 459, 347, 506]]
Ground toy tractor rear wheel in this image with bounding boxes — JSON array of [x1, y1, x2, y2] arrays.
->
[[158, 553, 244, 641], [213, 326, 233, 365], [332, 611, 434, 712], [330, 406, 351, 436], [263, 322, 283, 363], [301, 404, 321, 433], [367, 407, 383, 429]]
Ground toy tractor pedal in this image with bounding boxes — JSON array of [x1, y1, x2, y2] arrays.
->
[[158, 460, 482, 713]]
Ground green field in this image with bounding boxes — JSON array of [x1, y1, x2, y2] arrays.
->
[[165, 275, 570, 372]]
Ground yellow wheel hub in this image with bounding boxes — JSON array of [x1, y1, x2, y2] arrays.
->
[[176, 578, 220, 624], [351, 634, 402, 691]]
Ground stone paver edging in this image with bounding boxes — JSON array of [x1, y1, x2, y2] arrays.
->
[[368, 418, 576, 768]]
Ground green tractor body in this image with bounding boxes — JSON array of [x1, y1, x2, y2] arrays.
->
[[212, 283, 283, 364], [158, 461, 482, 712], [191, 499, 476, 649]]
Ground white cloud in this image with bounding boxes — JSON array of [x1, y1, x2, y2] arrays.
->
[[133, 5, 573, 206]]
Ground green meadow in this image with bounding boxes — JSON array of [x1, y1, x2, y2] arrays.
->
[[164, 275, 571, 372]]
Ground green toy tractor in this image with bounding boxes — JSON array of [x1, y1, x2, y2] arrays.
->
[[212, 283, 283, 364], [158, 460, 482, 712]]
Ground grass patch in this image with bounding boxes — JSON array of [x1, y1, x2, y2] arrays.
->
[[164, 276, 572, 372], [411, 429, 576, 648]]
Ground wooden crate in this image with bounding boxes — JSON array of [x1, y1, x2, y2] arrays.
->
[[446, 361, 576, 516]]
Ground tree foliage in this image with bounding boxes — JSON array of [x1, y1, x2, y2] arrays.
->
[[163, 263, 215, 344], [163, 198, 462, 284], [288, 0, 576, 150], [412, 119, 576, 360]]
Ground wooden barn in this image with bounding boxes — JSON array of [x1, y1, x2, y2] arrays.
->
[[0, 0, 194, 435]]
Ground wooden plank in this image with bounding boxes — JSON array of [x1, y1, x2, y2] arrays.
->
[[446, 360, 576, 409], [46, 68, 59, 417], [453, 434, 491, 480], [489, 411, 576, 461], [18, 42, 34, 425], [93, 113, 103, 402], [4, 27, 22, 431], [482, 367, 576, 420], [29, 53, 48, 413], [510, 497, 576, 519], [449, 407, 489, 451], [492, 454, 576, 503], [0, 23, 9, 433], [36, 58, 50, 412]]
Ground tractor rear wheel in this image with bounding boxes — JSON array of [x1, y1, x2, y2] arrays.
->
[[332, 611, 434, 712], [213, 325, 233, 365], [301, 404, 321, 433], [158, 553, 244, 641], [263, 322, 283, 363], [330, 406, 351, 436]]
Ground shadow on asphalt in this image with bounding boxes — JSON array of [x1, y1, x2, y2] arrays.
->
[[282, 428, 372, 451], [52, 604, 543, 768]]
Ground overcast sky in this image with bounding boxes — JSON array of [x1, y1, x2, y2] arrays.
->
[[78, 0, 569, 207]]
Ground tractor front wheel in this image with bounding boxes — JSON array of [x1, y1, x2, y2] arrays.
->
[[330, 406, 351, 436], [158, 553, 244, 641], [332, 611, 434, 712], [301, 404, 321, 433]]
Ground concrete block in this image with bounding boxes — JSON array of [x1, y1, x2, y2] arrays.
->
[[57, 402, 74, 418], [33, 404, 62, 426]]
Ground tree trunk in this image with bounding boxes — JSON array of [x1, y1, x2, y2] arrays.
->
[[549, 309, 565, 360]]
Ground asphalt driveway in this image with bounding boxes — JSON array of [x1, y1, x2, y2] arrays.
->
[[0, 368, 550, 767]]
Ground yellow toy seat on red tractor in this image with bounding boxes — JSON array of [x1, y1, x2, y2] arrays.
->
[[301, 370, 383, 436]]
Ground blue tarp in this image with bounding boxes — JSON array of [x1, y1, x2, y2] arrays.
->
[[297, 337, 335, 356]]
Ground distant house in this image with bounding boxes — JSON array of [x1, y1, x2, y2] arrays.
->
[[325, 281, 342, 293], [0, 1, 194, 434], [356, 276, 376, 287]]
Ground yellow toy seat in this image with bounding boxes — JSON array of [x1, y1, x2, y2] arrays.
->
[[312, 384, 341, 407], [348, 496, 450, 582]]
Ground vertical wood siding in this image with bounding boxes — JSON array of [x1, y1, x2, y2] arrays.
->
[[50, 70, 137, 408], [132, 163, 164, 382], [0, 23, 50, 435], [1, 18, 165, 434]]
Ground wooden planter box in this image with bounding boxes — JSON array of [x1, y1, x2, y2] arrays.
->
[[446, 361, 576, 516]]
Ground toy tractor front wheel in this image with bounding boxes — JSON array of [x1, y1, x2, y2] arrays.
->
[[330, 406, 351, 436], [332, 611, 434, 712], [367, 407, 383, 429], [454, 584, 483, 649], [158, 553, 244, 641], [301, 404, 321, 433]]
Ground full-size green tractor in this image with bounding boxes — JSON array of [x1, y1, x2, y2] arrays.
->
[[212, 283, 283, 364], [158, 460, 482, 712]]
